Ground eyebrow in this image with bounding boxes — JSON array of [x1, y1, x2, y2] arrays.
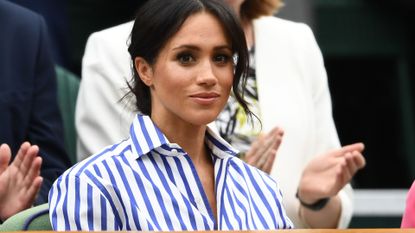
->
[[172, 44, 232, 51]]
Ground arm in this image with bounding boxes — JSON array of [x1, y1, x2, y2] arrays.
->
[[76, 24, 135, 161]]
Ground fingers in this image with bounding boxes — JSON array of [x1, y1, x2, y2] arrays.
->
[[259, 129, 283, 173], [273, 128, 284, 150], [326, 143, 365, 173], [336, 151, 365, 188], [245, 127, 283, 170], [10, 142, 31, 169], [22, 156, 42, 189], [300, 144, 366, 199], [339, 154, 353, 184], [255, 142, 273, 170], [352, 150, 366, 168], [23, 176, 43, 210], [0, 144, 12, 174], [261, 148, 277, 173], [236, 126, 284, 173], [6, 142, 40, 187], [345, 151, 365, 176], [244, 134, 265, 165], [244, 134, 264, 163], [19, 145, 39, 178], [341, 142, 365, 154], [258, 128, 284, 169], [14, 154, 42, 211], [253, 134, 276, 163], [345, 153, 357, 176]]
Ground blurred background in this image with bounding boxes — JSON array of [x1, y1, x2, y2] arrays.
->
[[279, 0, 415, 228], [8, 0, 415, 228]]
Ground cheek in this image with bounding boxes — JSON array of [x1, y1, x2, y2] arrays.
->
[[220, 68, 234, 91], [153, 65, 177, 89], [152, 66, 190, 103]]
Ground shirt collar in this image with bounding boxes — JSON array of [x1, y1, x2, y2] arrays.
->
[[204, 126, 239, 159], [129, 114, 170, 159], [129, 114, 238, 160]]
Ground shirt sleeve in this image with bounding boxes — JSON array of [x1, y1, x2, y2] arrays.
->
[[49, 172, 120, 230]]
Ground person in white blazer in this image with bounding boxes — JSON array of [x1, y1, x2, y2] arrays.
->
[[76, 0, 366, 228]]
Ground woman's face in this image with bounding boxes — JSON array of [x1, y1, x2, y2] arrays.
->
[[136, 12, 234, 127]]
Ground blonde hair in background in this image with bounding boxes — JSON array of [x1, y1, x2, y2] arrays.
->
[[241, 0, 284, 21]]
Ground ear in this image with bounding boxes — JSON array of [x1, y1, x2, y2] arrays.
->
[[134, 57, 153, 86]]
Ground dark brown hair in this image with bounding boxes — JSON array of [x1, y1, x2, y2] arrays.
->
[[127, 0, 252, 118]]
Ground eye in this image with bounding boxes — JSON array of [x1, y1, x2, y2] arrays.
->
[[177, 53, 195, 65], [213, 54, 231, 65]]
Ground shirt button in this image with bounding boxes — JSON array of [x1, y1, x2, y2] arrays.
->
[[171, 149, 178, 154]]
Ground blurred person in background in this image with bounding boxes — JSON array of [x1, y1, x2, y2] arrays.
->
[[0, 0, 71, 221]]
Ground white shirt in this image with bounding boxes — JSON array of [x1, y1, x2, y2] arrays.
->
[[50, 114, 293, 230]]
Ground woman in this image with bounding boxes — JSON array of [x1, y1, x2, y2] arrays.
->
[[49, 0, 292, 230], [215, 0, 366, 229], [76, 0, 365, 228]]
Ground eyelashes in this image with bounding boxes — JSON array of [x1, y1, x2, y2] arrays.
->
[[176, 52, 232, 66], [213, 54, 231, 64], [176, 53, 195, 65]]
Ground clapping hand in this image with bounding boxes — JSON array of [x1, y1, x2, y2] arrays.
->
[[297, 143, 366, 204], [0, 142, 43, 221], [243, 127, 284, 174]]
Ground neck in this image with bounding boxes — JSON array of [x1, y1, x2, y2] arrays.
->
[[151, 116, 209, 164]]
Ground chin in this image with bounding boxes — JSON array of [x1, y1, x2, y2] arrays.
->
[[186, 110, 220, 126]]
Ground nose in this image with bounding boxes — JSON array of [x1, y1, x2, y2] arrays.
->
[[196, 60, 218, 86]]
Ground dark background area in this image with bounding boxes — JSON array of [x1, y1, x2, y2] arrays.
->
[[8, 0, 145, 76], [280, 0, 415, 227], [313, 0, 415, 189]]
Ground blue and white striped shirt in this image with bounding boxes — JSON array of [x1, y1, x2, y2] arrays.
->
[[49, 114, 293, 230]]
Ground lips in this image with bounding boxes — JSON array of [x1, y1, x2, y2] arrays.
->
[[190, 92, 220, 98], [190, 92, 220, 105]]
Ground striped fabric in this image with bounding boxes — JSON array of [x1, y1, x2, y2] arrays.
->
[[49, 114, 293, 230]]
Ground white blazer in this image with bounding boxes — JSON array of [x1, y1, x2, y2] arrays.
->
[[76, 17, 352, 228], [254, 16, 352, 228]]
